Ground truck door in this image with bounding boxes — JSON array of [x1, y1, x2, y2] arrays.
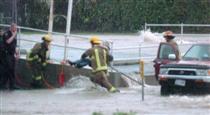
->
[[153, 42, 180, 80]]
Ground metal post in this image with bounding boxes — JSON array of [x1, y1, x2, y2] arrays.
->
[[181, 23, 183, 44], [48, 0, 54, 34], [12, 0, 17, 23], [144, 23, 147, 31], [64, 0, 73, 60], [66, 0, 73, 35], [140, 60, 144, 101], [110, 41, 113, 55], [139, 44, 141, 59], [64, 34, 68, 61], [47, 0, 54, 60], [144, 23, 147, 43]]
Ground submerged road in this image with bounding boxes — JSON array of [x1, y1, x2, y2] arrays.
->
[[1, 85, 210, 115], [2, 34, 210, 115]]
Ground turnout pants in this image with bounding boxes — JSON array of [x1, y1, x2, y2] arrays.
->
[[91, 70, 113, 91], [28, 61, 45, 88]]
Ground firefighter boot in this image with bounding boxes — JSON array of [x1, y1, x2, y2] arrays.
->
[[109, 87, 120, 93]]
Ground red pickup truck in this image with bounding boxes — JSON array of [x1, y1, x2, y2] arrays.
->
[[154, 43, 210, 95]]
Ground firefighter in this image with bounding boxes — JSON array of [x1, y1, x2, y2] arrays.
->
[[163, 30, 180, 59], [2, 23, 19, 90], [27, 34, 52, 88], [67, 41, 113, 68], [80, 36, 119, 93], [163, 31, 178, 46]]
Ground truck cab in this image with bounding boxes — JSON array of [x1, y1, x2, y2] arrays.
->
[[153, 42, 180, 80]]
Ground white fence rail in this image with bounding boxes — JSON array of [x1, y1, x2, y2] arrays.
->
[[1, 23, 205, 65], [145, 23, 210, 42]]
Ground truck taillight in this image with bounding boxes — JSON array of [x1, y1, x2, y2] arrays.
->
[[159, 75, 168, 81]]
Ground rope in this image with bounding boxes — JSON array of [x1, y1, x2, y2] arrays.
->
[[109, 66, 142, 85], [41, 72, 55, 89], [27, 61, 55, 89]]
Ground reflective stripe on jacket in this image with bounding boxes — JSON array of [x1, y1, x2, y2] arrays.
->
[[82, 45, 112, 73], [26, 43, 48, 64], [26, 52, 41, 62], [92, 48, 108, 72]]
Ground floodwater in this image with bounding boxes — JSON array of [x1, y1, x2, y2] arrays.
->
[[1, 76, 210, 115], [1, 32, 210, 115]]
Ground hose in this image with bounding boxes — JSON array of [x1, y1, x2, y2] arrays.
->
[[41, 72, 55, 89]]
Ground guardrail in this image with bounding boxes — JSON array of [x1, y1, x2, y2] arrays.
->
[[0, 23, 199, 65], [145, 23, 210, 42], [1, 24, 158, 64]]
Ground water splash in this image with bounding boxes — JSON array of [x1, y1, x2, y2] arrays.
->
[[138, 29, 164, 43], [65, 75, 95, 88], [138, 29, 195, 45], [64, 75, 107, 92]]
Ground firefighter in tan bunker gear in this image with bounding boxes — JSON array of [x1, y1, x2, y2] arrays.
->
[[81, 36, 119, 93], [27, 35, 52, 88], [163, 30, 180, 59]]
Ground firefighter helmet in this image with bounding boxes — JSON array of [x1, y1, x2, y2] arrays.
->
[[90, 36, 102, 44], [42, 34, 52, 42]]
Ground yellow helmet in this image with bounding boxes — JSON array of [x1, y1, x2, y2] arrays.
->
[[90, 36, 101, 44], [42, 34, 52, 42]]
